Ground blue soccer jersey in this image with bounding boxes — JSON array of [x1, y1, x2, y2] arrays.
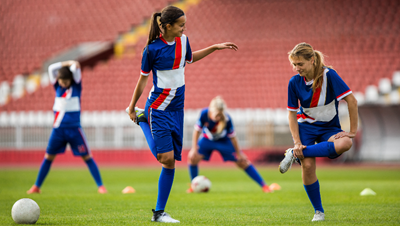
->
[[141, 34, 193, 111], [194, 108, 236, 141], [287, 68, 352, 128], [48, 62, 82, 128]]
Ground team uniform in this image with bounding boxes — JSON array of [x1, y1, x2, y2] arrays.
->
[[141, 34, 193, 160], [47, 62, 90, 156], [194, 108, 237, 161], [284, 67, 352, 219], [287, 67, 352, 157], [187, 108, 275, 193], [27, 62, 105, 194]]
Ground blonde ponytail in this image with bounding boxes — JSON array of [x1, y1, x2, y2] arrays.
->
[[209, 96, 227, 134]]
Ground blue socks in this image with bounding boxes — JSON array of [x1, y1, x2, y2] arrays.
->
[[188, 165, 198, 181], [303, 142, 339, 158], [139, 122, 158, 159], [156, 167, 175, 211], [304, 180, 324, 213], [85, 158, 103, 187], [244, 164, 266, 187], [35, 158, 53, 187]]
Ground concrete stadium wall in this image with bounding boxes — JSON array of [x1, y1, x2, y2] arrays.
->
[[358, 105, 400, 161]]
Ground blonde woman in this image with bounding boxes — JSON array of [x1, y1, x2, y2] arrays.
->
[[187, 96, 277, 193], [279, 43, 358, 221]]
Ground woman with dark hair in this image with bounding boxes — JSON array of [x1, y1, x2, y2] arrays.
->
[[27, 60, 107, 195], [279, 42, 358, 221], [126, 5, 238, 223]]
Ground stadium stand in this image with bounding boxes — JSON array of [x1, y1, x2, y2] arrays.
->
[[1, 0, 399, 111], [0, 0, 400, 162]]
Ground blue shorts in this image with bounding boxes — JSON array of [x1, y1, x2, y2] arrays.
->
[[46, 127, 91, 156], [145, 103, 184, 161], [198, 137, 237, 162], [298, 122, 342, 145]]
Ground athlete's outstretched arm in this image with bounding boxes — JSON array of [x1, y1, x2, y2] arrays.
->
[[192, 42, 238, 63], [127, 75, 149, 123]]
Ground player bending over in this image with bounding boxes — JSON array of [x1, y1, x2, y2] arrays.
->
[[279, 43, 358, 221], [187, 96, 280, 193]]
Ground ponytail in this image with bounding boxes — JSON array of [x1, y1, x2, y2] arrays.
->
[[145, 6, 185, 48], [146, 12, 162, 46], [209, 96, 227, 134], [311, 50, 326, 92]]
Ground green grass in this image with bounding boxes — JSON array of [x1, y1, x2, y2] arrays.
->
[[1, 166, 400, 225]]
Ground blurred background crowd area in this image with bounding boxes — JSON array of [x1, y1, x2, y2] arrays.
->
[[0, 0, 399, 164]]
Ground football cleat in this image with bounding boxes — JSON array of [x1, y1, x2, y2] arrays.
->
[[262, 185, 273, 193], [279, 148, 296, 174], [312, 210, 325, 221], [151, 209, 180, 223], [125, 107, 147, 125], [98, 185, 108, 194], [27, 185, 41, 194]]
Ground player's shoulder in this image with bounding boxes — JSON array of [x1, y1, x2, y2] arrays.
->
[[289, 74, 302, 83], [145, 39, 165, 52], [200, 108, 209, 116], [325, 67, 341, 80]]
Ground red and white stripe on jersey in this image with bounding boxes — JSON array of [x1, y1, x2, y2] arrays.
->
[[149, 35, 188, 111], [53, 87, 73, 128], [297, 68, 329, 123], [337, 90, 352, 101], [141, 69, 151, 76], [150, 88, 177, 110]]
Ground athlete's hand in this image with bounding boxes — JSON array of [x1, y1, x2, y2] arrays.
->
[[188, 147, 200, 162], [214, 42, 238, 51], [293, 143, 307, 160], [126, 107, 137, 123], [334, 131, 356, 139]]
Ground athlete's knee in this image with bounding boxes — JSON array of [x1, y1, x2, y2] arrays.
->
[[82, 154, 92, 161], [336, 137, 353, 154], [301, 159, 316, 173], [44, 154, 56, 161], [236, 159, 250, 169], [158, 154, 175, 166]]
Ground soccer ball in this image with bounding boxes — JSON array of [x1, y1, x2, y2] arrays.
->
[[11, 198, 40, 224], [191, 175, 212, 193]]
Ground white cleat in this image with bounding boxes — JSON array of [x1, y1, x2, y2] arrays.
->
[[312, 210, 325, 222], [279, 148, 296, 174], [125, 107, 147, 125], [152, 210, 180, 223]]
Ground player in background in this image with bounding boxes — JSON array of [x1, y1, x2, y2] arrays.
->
[[279, 43, 358, 221], [126, 5, 238, 223], [27, 60, 107, 194], [187, 96, 280, 193]]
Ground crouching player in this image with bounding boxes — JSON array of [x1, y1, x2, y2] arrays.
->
[[187, 96, 280, 193], [27, 60, 107, 194]]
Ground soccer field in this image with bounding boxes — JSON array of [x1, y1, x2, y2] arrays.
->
[[1, 166, 399, 225]]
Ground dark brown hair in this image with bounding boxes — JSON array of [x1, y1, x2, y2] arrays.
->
[[57, 66, 73, 81], [146, 5, 185, 46]]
